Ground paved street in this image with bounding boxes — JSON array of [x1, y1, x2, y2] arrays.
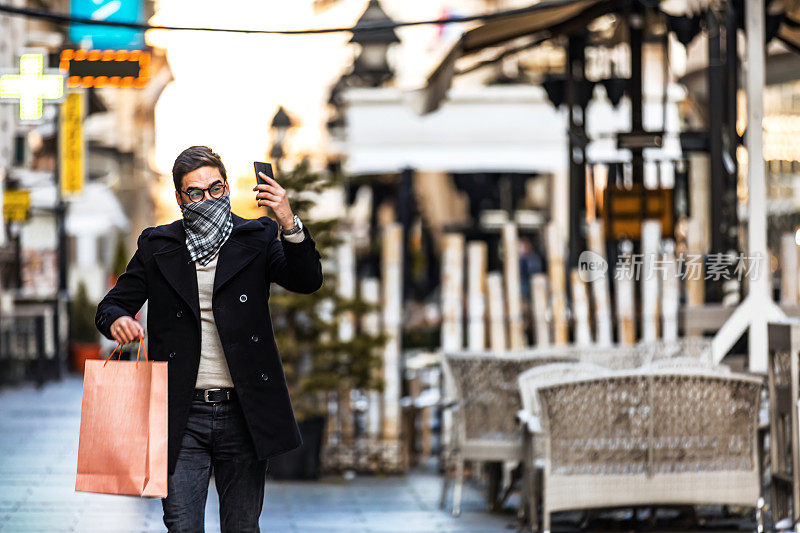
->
[[0, 377, 512, 532], [0, 377, 759, 533]]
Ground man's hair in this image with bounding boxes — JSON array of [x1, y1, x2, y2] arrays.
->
[[172, 146, 227, 190]]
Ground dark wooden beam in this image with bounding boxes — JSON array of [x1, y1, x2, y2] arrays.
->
[[567, 33, 587, 268], [707, 9, 726, 255], [629, 6, 645, 188]]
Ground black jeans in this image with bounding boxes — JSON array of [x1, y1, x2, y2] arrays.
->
[[162, 396, 268, 532]]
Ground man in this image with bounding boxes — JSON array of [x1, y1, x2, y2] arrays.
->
[[95, 146, 323, 531]]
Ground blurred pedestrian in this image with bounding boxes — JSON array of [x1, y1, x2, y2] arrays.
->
[[519, 236, 544, 299], [95, 146, 323, 532]]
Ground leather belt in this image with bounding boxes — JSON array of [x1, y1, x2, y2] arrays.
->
[[192, 388, 236, 403]]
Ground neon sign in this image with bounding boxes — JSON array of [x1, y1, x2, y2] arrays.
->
[[0, 52, 65, 121]]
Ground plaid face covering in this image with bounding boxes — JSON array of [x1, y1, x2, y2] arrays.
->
[[180, 195, 233, 266]]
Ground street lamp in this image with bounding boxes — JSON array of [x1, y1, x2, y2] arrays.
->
[[327, 113, 345, 142], [348, 0, 400, 87], [269, 105, 294, 166], [326, 75, 347, 142]]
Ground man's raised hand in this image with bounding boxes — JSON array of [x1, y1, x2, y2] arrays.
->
[[253, 173, 294, 228]]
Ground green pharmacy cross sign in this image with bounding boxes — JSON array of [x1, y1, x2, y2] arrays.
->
[[0, 51, 65, 122]]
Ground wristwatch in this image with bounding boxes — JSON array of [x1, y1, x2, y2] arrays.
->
[[281, 215, 303, 236]]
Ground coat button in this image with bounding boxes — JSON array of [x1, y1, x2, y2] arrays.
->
[[261, 373, 269, 381], [176, 310, 183, 318], [239, 294, 248, 303], [251, 334, 259, 343], [169, 352, 176, 359]]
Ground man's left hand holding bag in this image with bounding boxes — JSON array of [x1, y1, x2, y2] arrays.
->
[[110, 316, 145, 345]]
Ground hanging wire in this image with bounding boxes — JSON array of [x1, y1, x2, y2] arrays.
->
[[0, 0, 578, 36]]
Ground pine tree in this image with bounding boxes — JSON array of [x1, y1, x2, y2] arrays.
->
[[268, 159, 386, 421], [111, 233, 129, 279], [70, 281, 98, 344]]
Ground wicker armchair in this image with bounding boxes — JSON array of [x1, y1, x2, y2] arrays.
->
[[516, 362, 608, 527], [536, 368, 763, 533], [439, 350, 575, 516]]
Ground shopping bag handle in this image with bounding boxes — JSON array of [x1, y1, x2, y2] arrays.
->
[[102, 344, 121, 367], [103, 335, 149, 368], [136, 336, 148, 367]]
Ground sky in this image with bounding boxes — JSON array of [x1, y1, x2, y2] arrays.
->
[[145, 0, 462, 222], [147, 0, 361, 220]]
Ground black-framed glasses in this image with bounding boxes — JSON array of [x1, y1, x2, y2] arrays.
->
[[180, 180, 227, 203]]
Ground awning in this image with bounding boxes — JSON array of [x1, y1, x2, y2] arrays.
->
[[411, 0, 800, 116], [409, 0, 612, 115], [343, 86, 568, 175], [343, 84, 682, 176], [460, 0, 602, 51]]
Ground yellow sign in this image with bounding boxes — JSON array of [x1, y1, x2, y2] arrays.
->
[[60, 91, 84, 195], [0, 52, 65, 121], [3, 190, 31, 222]]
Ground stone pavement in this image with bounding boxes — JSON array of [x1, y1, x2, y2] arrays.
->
[[0, 377, 512, 532]]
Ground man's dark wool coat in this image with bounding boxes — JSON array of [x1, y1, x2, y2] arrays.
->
[[95, 212, 323, 475]]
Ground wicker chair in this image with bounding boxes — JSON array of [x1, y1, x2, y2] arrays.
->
[[439, 350, 576, 516], [636, 337, 714, 363], [645, 356, 730, 373], [577, 338, 714, 370], [536, 368, 763, 533], [577, 345, 647, 369], [516, 362, 609, 528]]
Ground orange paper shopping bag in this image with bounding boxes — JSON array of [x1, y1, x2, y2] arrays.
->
[[76, 342, 168, 497]]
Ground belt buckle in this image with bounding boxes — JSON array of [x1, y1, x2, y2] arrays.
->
[[204, 388, 223, 403]]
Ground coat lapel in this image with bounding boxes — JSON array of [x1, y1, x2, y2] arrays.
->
[[214, 215, 264, 293], [149, 219, 200, 324], [153, 244, 200, 324]]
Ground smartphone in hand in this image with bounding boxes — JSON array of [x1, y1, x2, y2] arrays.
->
[[254, 162, 273, 186]]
